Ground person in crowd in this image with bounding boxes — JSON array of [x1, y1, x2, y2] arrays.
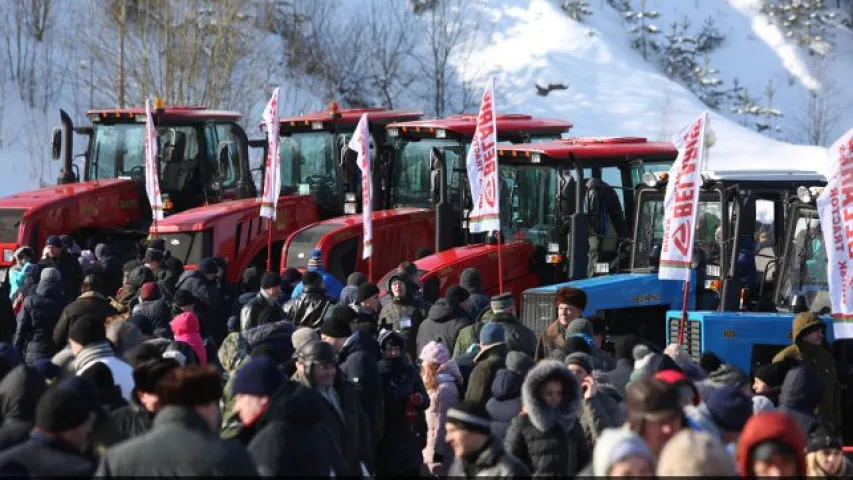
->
[[588, 428, 656, 477], [381, 271, 426, 356], [283, 270, 333, 328], [57, 375, 125, 458], [60, 235, 82, 258], [170, 312, 208, 366], [806, 422, 851, 478], [95, 243, 123, 298], [654, 369, 700, 407], [445, 402, 531, 477], [375, 330, 430, 477], [589, 315, 608, 349], [684, 383, 753, 446], [321, 306, 383, 454], [773, 312, 842, 426], [239, 272, 282, 332], [212, 257, 237, 313], [175, 257, 226, 345], [420, 340, 462, 476], [230, 355, 285, 444], [53, 274, 118, 351], [112, 358, 180, 438], [340, 272, 367, 306], [416, 286, 472, 359], [753, 361, 793, 407], [609, 334, 640, 394], [279, 267, 302, 301], [565, 351, 625, 448], [114, 265, 155, 314], [351, 282, 381, 322], [453, 292, 513, 358], [0, 387, 95, 476], [459, 268, 490, 319], [14, 267, 69, 364], [79, 362, 128, 412], [656, 429, 738, 476], [737, 411, 806, 477], [38, 235, 84, 300], [107, 320, 146, 362], [486, 351, 534, 443], [78, 250, 101, 277], [8, 247, 37, 300], [464, 323, 508, 409], [694, 361, 750, 399], [489, 296, 537, 358], [700, 351, 724, 376], [504, 359, 589, 476], [663, 343, 706, 382], [289, 249, 344, 300], [535, 287, 586, 361], [228, 267, 260, 332], [292, 340, 371, 476], [779, 365, 824, 442], [130, 282, 173, 339], [625, 378, 686, 458], [153, 239, 185, 297], [0, 365, 46, 450], [69, 315, 135, 400], [0, 343, 21, 381], [96, 365, 257, 476], [564, 317, 616, 371], [281, 327, 319, 377]]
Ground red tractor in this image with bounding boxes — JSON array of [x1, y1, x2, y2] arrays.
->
[[279, 114, 573, 283], [0, 105, 257, 281], [381, 137, 679, 306], [150, 105, 423, 282]]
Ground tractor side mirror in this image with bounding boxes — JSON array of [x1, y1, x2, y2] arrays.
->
[[51, 127, 62, 160], [429, 147, 447, 206], [649, 241, 662, 268]]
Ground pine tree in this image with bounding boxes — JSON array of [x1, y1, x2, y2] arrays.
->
[[756, 79, 784, 137], [562, 0, 592, 22], [694, 54, 726, 109], [660, 18, 698, 84], [730, 88, 763, 127], [761, 0, 838, 54], [625, 0, 661, 60], [606, 0, 632, 13], [696, 16, 726, 53]]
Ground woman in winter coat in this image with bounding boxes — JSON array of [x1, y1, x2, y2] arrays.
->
[[504, 359, 590, 477], [376, 330, 430, 477], [170, 312, 207, 365], [806, 422, 852, 478], [419, 340, 461, 476], [13, 270, 69, 365], [487, 351, 535, 442], [8, 247, 37, 301]]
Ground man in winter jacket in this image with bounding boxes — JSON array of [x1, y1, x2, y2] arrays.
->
[[112, 358, 180, 438], [464, 323, 508, 409], [416, 286, 472, 358], [239, 272, 281, 332], [0, 365, 47, 450], [351, 282, 381, 325], [96, 365, 258, 477], [0, 387, 95, 476], [129, 282, 173, 339], [564, 317, 616, 372], [778, 365, 823, 442], [14, 270, 69, 365], [609, 334, 639, 394], [230, 355, 286, 445], [485, 351, 533, 442], [445, 402, 530, 477], [459, 268, 490, 319], [491, 308, 537, 358], [535, 287, 586, 361], [773, 311, 841, 426], [340, 272, 367, 306], [69, 315, 135, 400], [38, 235, 84, 301], [283, 271, 333, 328], [453, 292, 515, 358], [289, 249, 344, 301], [95, 243, 123, 298], [565, 352, 625, 449], [683, 383, 753, 446], [625, 378, 686, 458], [53, 274, 119, 351], [380, 271, 425, 357], [174, 257, 226, 345]]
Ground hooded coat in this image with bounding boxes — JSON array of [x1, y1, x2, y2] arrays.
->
[[779, 365, 823, 442], [338, 329, 384, 454], [416, 298, 472, 360], [772, 313, 842, 426], [37, 250, 84, 300], [465, 343, 508, 409], [459, 269, 490, 319], [96, 244, 124, 297], [53, 291, 119, 350], [170, 312, 207, 366], [174, 269, 227, 345], [486, 368, 524, 441], [380, 273, 426, 358], [736, 411, 806, 477], [0, 366, 46, 450], [131, 296, 173, 339], [447, 436, 531, 478], [14, 277, 69, 364], [504, 360, 590, 476], [564, 318, 616, 372], [423, 360, 462, 475]]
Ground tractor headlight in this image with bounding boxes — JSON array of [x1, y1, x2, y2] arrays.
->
[[345, 193, 356, 202], [797, 186, 812, 203], [705, 264, 721, 277], [531, 153, 541, 164], [344, 203, 357, 215], [311, 121, 324, 131], [387, 128, 400, 138], [643, 172, 658, 187], [594, 262, 610, 275], [548, 242, 560, 253], [436, 129, 447, 139]]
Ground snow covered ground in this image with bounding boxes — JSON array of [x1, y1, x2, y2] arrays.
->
[[0, 0, 851, 195]]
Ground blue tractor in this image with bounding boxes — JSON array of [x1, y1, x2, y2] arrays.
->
[[520, 169, 826, 351]]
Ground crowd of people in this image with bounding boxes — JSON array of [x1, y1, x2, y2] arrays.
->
[[0, 234, 848, 477]]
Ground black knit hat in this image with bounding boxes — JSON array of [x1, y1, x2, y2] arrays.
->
[[700, 352, 723, 375], [754, 362, 789, 388], [320, 307, 354, 339], [129, 314, 154, 337], [36, 387, 91, 432], [198, 257, 219, 275], [446, 285, 470, 305], [356, 282, 380, 303], [446, 401, 492, 435], [133, 358, 180, 392], [615, 334, 640, 360], [172, 289, 199, 307], [347, 272, 367, 287], [807, 422, 843, 453], [260, 271, 281, 290], [144, 249, 164, 263], [69, 315, 107, 346]]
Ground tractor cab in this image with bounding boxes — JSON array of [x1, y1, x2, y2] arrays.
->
[[774, 194, 829, 315]]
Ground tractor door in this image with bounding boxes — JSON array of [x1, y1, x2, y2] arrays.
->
[[209, 123, 252, 201]]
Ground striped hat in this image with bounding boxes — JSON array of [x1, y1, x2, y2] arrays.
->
[[446, 402, 492, 435], [307, 249, 323, 270]]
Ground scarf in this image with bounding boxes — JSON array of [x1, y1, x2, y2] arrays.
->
[[74, 341, 116, 372]]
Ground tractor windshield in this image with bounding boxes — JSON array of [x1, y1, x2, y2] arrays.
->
[[89, 123, 202, 181], [391, 138, 465, 208], [776, 207, 829, 313], [279, 131, 341, 202], [500, 164, 557, 250], [632, 190, 724, 270]]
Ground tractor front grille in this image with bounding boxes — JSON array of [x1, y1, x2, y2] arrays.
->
[[668, 317, 702, 362], [521, 291, 556, 335]]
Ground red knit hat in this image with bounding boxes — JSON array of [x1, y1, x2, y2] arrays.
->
[[140, 282, 158, 301], [655, 369, 700, 406]]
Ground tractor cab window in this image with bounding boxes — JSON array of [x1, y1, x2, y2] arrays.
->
[[632, 190, 723, 270], [212, 124, 242, 188], [776, 207, 829, 313], [392, 138, 464, 209], [500, 164, 556, 250], [630, 161, 672, 188], [279, 131, 341, 205]]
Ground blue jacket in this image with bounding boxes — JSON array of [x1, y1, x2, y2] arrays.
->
[[290, 268, 343, 301]]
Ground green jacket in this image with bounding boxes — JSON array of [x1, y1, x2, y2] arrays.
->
[[452, 310, 494, 359]]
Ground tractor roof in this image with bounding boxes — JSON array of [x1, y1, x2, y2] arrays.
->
[[277, 107, 423, 133], [388, 113, 572, 137], [497, 137, 678, 167], [87, 106, 241, 122], [702, 169, 825, 183]]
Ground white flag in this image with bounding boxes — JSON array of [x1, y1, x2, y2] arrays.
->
[[348, 113, 372, 259], [816, 127, 853, 338], [144, 99, 164, 221], [466, 77, 500, 233], [260, 87, 282, 220], [658, 112, 710, 281]]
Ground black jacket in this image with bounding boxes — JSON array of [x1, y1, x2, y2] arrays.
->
[[111, 394, 157, 439], [491, 312, 537, 358], [131, 297, 174, 339], [98, 251, 124, 298], [779, 365, 824, 443], [157, 254, 184, 297], [0, 365, 46, 450], [14, 278, 69, 364], [416, 299, 472, 360], [375, 355, 430, 475], [338, 330, 383, 453], [96, 406, 257, 476], [0, 431, 95, 476], [175, 270, 227, 345], [608, 358, 635, 395], [239, 291, 278, 332], [38, 251, 84, 300], [282, 286, 332, 328], [465, 343, 508, 409], [53, 292, 118, 350]]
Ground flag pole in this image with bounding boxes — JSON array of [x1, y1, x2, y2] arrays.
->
[[266, 218, 274, 272], [497, 231, 504, 294], [677, 280, 690, 345]]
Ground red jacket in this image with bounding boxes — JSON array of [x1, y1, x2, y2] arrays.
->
[[736, 411, 805, 477]]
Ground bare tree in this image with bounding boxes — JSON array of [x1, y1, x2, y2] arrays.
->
[[795, 59, 845, 146], [365, 0, 418, 108]]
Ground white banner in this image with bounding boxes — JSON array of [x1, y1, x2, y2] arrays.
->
[[348, 113, 372, 259], [260, 87, 281, 220], [816, 128, 853, 338], [466, 77, 500, 233], [144, 99, 164, 221], [658, 112, 710, 281]]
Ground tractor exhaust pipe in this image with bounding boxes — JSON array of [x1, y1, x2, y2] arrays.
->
[[57, 109, 76, 185], [431, 147, 454, 253]]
